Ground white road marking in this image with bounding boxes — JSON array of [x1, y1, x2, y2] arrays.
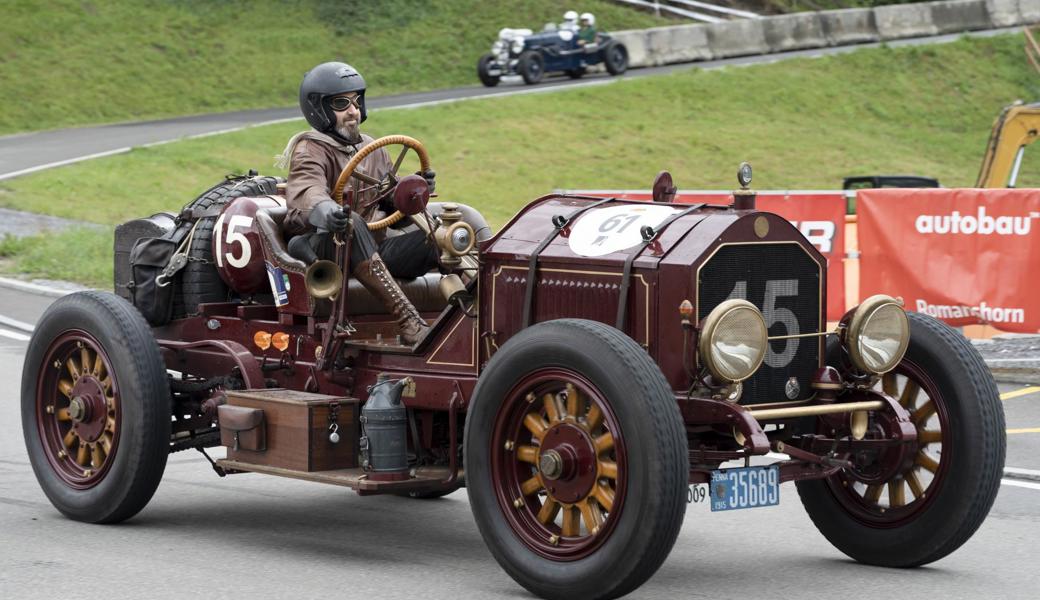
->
[[0, 146, 132, 181], [0, 314, 34, 333], [1004, 467, 1040, 479], [0, 327, 30, 342], [1001, 479, 1040, 491]]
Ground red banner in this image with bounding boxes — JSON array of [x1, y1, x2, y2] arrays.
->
[[859, 188, 1040, 333], [573, 190, 848, 320]]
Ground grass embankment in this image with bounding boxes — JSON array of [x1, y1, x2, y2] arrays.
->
[[0, 0, 668, 135], [1, 34, 1037, 287]]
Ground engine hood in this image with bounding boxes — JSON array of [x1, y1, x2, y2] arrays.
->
[[497, 27, 533, 40], [485, 195, 737, 270]]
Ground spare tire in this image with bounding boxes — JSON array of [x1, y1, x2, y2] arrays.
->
[[172, 174, 282, 319]]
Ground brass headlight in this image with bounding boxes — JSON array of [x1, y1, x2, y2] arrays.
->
[[846, 295, 909, 375], [698, 299, 768, 383]]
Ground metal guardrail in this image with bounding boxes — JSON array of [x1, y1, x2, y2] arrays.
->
[[613, 0, 760, 24]]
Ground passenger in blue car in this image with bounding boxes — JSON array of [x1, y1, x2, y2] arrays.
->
[[577, 13, 597, 46]]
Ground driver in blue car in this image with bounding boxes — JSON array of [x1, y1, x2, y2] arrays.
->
[[278, 61, 437, 344]]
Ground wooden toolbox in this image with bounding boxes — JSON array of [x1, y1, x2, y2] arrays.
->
[[221, 389, 359, 472]]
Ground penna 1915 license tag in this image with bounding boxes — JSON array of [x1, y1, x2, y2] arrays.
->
[[709, 465, 780, 512]]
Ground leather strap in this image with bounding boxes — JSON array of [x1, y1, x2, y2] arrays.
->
[[615, 204, 705, 331], [522, 197, 616, 328]]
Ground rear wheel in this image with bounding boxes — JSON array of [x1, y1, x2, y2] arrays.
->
[[796, 312, 1005, 566], [603, 42, 628, 76], [22, 291, 171, 523], [518, 51, 545, 85], [466, 319, 687, 600], [477, 53, 501, 87]]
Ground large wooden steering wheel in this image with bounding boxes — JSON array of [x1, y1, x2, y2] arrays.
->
[[332, 135, 431, 231]]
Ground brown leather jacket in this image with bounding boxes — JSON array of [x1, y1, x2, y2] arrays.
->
[[284, 131, 393, 238]]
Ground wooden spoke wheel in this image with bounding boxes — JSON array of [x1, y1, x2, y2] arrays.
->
[[796, 312, 1005, 567], [35, 331, 121, 488], [22, 292, 171, 523], [492, 371, 625, 560], [828, 361, 949, 526], [466, 319, 687, 600]]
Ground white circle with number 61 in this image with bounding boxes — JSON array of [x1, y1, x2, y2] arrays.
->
[[568, 205, 679, 257]]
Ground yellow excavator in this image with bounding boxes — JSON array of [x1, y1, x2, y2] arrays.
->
[[845, 101, 1040, 191], [975, 100, 1040, 188]]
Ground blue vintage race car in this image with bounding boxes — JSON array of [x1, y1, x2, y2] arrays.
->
[[477, 24, 628, 86]]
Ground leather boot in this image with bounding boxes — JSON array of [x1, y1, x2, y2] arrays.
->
[[354, 254, 429, 345]]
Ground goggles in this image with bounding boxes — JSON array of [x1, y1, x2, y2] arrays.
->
[[328, 94, 362, 112]]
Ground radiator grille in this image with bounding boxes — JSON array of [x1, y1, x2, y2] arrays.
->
[[698, 243, 821, 405]]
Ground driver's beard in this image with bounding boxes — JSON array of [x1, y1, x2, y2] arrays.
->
[[336, 123, 362, 144]]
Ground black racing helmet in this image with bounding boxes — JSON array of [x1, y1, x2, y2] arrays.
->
[[299, 62, 368, 134]]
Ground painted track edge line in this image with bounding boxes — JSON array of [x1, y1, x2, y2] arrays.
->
[[1001, 478, 1040, 491], [0, 327, 31, 342], [0, 314, 34, 332], [0, 276, 83, 298]]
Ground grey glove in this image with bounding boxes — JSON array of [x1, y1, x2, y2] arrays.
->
[[308, 200, 350, 233], [421, 168, 436, 195]]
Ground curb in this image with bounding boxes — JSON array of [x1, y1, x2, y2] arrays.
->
[[0, 276, 84, 298], [987, 366, 1040, 385]]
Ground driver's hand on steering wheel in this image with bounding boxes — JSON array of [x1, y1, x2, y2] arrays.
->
[[420, 168, 436, 195], [309, 200, 351, 233]]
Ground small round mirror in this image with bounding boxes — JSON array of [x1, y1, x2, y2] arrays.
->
[[737, 162, 753, 188]]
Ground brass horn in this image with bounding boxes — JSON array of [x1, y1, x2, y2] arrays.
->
[[305, 260, 343, 299]]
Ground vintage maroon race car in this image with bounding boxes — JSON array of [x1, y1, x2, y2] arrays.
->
[[22, 136, 1005, 600]]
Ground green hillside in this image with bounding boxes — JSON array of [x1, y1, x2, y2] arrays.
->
[[1, 34, 1037, 286], [0, 0, 669, 135]]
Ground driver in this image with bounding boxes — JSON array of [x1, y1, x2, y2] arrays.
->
[[278, 61, 438, 345]]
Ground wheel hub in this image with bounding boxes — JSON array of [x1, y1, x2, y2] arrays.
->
[[68, 397, 88, 422], [70, 377, 109, 443], [539, 450, 564, 480], [539, 423, 597, 504]]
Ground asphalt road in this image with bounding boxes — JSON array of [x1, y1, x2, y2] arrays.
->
[[1, 286, 1038, 599], [1, 24, 1036, 598], [0, 27, 1021, 182]]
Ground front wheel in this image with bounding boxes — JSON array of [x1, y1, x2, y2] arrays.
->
[[796, 312, 1005, 566], [518, 51, 545, 85], [22, 291, 171, 523], [466, 319, 688, 600], [477, 53, 500, 87]]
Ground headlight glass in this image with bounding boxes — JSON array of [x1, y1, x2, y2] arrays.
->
[[511, 38, 525, 54], [699, 300, 767, 383], [492, 41, 505, 54], [847, 295, 909, 374]]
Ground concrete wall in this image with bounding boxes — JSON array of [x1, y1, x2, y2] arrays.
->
[[820, 9, 879, 46], [763, 13, 827, 52], [617, 0, 1036, 69], [875, 3, 940, 39]]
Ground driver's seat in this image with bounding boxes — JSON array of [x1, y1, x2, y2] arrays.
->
[[254, 203, 491, 316]]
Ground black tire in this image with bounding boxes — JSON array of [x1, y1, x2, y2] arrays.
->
[[796, 312, 1005, 566], [603, 41, 628, 76], [22, 291, 171, 523], [566, 67, 585, 80], [465, 319, 687, 600], [518, 51, 545, 85], [175, 175, 281, 318], [477, 53, 500, 87]]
